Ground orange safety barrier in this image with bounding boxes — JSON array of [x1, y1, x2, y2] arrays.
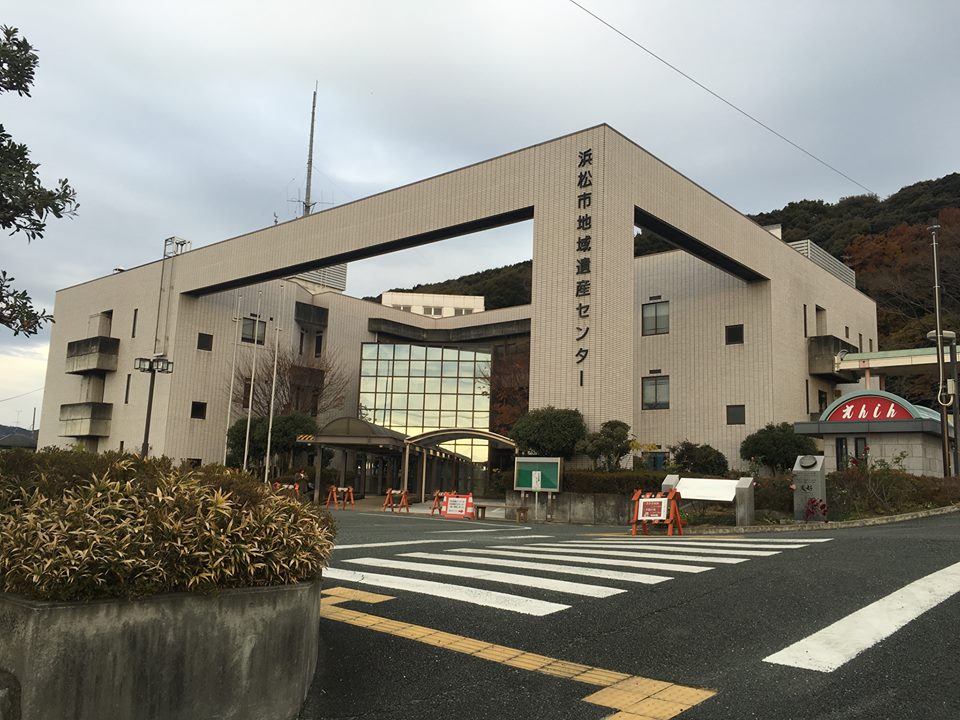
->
[[325, 485, 356, 510], [381, 488, 411, 513], [430, 490, 444, 515], [440, 492, 475, 520], [273, 481, 300, 498], [630, 488, 682, 536]]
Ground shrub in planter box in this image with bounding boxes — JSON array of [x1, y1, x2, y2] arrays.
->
[[0, 452, 335, 720]]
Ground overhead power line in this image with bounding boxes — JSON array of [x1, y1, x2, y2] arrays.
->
[[567, 0, 876, 196], [0, 387, 43, 404]]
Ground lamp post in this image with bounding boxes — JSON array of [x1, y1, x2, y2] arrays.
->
[[927, 329, 959, 476], [135, 356, 174, 458], [928, 219, 951, 476]]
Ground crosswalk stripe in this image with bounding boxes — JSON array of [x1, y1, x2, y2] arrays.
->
[[495, 545, 747, 564], [333, 539, 459, 551], [584, 540, 809, 550], [343, 557, 626, 597], [552, 542, 779, 557], [401, 551, 672, 584], [460, 547, 714, 573], [323, 567, 569, 616], [592, 537, 833, 544]]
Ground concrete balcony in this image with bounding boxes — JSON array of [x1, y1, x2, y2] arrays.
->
[[65, 336, 120, 374], [59, 402, 113, 437], [808, 335, 859, 382]]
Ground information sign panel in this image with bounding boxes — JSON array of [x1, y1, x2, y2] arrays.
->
[[514, 457, 562, 492], [638, 497, 669, 521]]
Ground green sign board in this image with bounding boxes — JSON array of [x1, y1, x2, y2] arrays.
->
[[514, 457, 562, 492]]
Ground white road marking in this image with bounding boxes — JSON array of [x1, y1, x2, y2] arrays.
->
[[323, 567, 569, 616], [427, 529, 515, 534], [466, 547, 714, 573], [554, 542, 779, 557], [502, 545, 747, 564], [764, 559, 960, 672], [334, 539, 460, 551], [401, 551, 671, 584], [594, 537, 833, 544], [495, 535, 554, 540], [593, 540, 809, 550], [342, 557, 625, 597]]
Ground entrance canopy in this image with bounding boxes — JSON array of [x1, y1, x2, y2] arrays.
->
[[298, 416, 407, 454]]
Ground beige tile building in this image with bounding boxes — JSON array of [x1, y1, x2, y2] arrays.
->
[[38, 124, 876, 472]]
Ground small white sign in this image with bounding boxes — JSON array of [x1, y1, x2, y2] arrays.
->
[[532, 470, 542, 490], [637, 498, 669, 521], [445, 496, 468, 515]]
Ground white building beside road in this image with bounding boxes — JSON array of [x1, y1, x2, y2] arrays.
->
[[38, 124, 876, 479]]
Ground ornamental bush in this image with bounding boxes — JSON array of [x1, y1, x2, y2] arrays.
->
[[510, 406, 587, 458], [0, 451, 335, 602], [668, 440, 729, 476], [740, 422, 817, 472]]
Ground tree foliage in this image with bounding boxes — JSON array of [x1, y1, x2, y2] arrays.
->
[[668, 440, 729, 476], [0, 26, 78, 336], [577, 420, 634, 471], [232, 347, 347, 420], [510, 406, 586, 458], [226, 413, 318, 470], [739, 422, 817, 472]]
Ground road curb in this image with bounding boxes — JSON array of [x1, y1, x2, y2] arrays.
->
[[683, 503, 960, 535]]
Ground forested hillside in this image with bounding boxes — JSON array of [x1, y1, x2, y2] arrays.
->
[[386, 173, 960, 403]]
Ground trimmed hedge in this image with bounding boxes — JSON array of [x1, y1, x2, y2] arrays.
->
[[828, 466, 960, 520], [564, 469, 667, 495], [0, 450, 336, 602]]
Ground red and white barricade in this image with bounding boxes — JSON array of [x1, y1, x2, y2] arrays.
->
[[630, 488, 682, 536]]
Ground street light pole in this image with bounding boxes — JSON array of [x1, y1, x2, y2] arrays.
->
[[929, 220, 951, 476], [135, 356, 174, 458], [141, 369, 157, 457]]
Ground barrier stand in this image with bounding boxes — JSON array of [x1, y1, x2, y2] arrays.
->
[[430, 490, 444, 515], [381, 489, 411, 513], [324, 486, 356, 510], [273, 482, 300, 498], [630, 488, 682, 536]]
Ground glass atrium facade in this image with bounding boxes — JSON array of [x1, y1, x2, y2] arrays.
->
[[358, 343, 492, 461]]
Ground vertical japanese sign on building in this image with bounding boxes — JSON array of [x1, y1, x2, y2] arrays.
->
[[574, 147, 597, 387]]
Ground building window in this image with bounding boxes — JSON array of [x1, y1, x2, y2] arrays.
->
[[241, 317, 266, 345], [314, 332, 324, 358], [197, 332, 213, 351], [454, 308, 473, 316], [803, 304, 808, 338], [836, 437, 848, 470], [119, 440, 125, 453], [818, 390, 828, 414], [299, 331, 305, 355], [310, 389, 320, 417], [642, 375, 670, 409], [423, 306, 444, 316], [187, 458, 202, 468], [190, 401, 207, 420], [858, 333, 863, 351], [869, 338, 874, 352], [854, 437, 868, 461], [641, 301, 669, 336], [805, 380, 810, 415], [644, 451, 668, 470], [131, 308, 138, 338], [725, 324, 744, 345], [726, 404, 745, 425], [124, 373, 131, 404], [845, 326, 850, 339]]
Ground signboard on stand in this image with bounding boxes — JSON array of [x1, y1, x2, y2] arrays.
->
[[514, 457, 562, 521], [440, 492, 475, 520]]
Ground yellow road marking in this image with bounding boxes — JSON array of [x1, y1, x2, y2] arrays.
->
[[321, 586, 715, 719]]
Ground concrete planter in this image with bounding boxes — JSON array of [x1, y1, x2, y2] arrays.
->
[[0, 578, 322, 720], [506, 490, 633, 525]]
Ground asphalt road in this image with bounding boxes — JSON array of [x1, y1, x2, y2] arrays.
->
[[302, 510, 960, 719]]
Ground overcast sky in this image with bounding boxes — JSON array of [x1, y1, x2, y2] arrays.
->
[[2, 0, 959, 429]]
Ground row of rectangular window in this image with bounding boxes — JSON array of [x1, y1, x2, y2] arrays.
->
[[361, 344, 490, 362], [641, 301, 744, 345], [359, 391, 490, 412], [641, 375, 745, 425], [360, 375, 487, 394], [360, 360, 491, 379]]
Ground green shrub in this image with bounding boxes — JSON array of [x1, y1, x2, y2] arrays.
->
[[827, 465, 960, 520], [0, 453, 336, 602], [564, 469, 666, 495], [668, 441, 729, 476], [510, 407, 587, 458], [740, 422, 817, 472], [753, 473, 794, 513]]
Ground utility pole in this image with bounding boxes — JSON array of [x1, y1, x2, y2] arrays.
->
[[303, 84, 317, 217]]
